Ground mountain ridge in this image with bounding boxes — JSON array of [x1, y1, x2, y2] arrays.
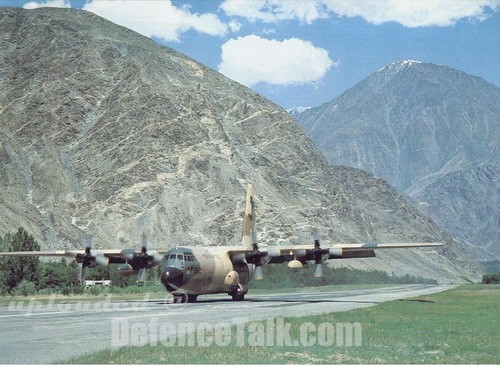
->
[[296, 60, 499, 261], [0, 8, 480, 282]]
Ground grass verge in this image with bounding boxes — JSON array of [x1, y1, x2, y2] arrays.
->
[[0, 284, 396, 307], [65, 284, 499, 364]]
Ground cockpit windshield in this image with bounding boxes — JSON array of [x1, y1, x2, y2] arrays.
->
[[163, 249, 197, 270]]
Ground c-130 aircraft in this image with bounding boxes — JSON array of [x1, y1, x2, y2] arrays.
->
[[0, 184, 441, 303]]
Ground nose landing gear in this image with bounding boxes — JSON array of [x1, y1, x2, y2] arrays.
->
[[171, 292, 198, 303]]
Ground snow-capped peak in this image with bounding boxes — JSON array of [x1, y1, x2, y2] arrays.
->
[[378, 60, 423, 73], [287, 106, 311, 117]]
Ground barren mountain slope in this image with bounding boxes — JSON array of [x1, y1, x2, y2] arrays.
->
[[0, 8, 479, 282], [297, 60, 499, 261]]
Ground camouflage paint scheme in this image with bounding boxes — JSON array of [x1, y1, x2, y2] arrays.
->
[[0, 185, 442, 303]]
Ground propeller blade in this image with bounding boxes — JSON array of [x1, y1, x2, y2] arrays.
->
[[314, 263, 323, 278], [94, 254, 109, 266], [312, 228, 320, 242], [254, 265, 263, 280], [78, 264, 86, 282], [153, 253, 163, 265], [85, 235, 94, 249], [251, 217, 257, 245], [137, 268, 147, 282]]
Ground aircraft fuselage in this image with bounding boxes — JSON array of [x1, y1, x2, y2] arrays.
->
[[159, 246, 252, 302]]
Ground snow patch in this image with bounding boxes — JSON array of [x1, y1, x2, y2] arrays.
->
[[287, 106, 311, 117], [379, 60, 423, 73]]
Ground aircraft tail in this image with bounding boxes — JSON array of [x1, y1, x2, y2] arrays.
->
[[241, 184, 256, 247]]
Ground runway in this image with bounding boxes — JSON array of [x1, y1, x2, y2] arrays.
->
[[0, 284, 454, 364]]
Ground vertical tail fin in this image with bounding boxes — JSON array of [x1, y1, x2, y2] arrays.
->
[[241, 184, 256, 247]]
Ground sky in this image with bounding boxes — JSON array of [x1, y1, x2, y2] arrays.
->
[[2, 0, 500, 109]]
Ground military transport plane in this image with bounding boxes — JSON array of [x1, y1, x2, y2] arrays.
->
[[0, 185, 441, 303]]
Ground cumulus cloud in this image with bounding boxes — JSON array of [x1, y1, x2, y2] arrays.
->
[[82, 0, 229, 42], [220, 0, 329, 24], [228, 20, 242, 32], [218, 35, 335, 86], [324, 0, 500, 27], [220, 0, 500, 27], [22, 0, 70, 9]]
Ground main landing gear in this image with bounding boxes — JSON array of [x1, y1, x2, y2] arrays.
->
[[229, 284, 246, 301]]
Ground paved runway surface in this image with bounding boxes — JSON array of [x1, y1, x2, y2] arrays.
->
[[0, 284, 454, 364]]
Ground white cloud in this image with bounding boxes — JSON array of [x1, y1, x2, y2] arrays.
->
[[82, 0, 229, 42], [323, 0, 500, 28], [220, 0, 500, 27], [23, 0, 70, 9], [261, 28, 276, 35], [228, 20, 242, 32], [218, 35, 335, 86], [220, 0, 329, 24]]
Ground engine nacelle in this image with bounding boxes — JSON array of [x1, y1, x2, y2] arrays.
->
[[116, 263, 136, 276], [117, 263, 133, 271], [266, 247, 281, 258], [328, 248, 342, 259], [120, 248, 135, 261], [287, 259, 304, 273], [149, 251, 164, 266]]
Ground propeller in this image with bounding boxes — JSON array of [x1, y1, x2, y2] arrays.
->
[[252, 217, 265, 280], [311, 231, 325, 278], [137, 245, 155, 281], [119, 233, 163, 282], [76, 237, 109, 282], [247, 243, 264, 280]]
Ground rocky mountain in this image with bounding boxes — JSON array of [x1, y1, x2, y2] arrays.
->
[[296, 60, 500, 261], [287, 106, 311, 118], [0, 8, 480, 282]]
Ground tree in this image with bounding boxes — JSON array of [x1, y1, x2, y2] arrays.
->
[[39, 258, 80, 289], [3, 228, 41, 291]]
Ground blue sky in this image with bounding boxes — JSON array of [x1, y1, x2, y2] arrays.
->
[[2, 0, 500, 109]]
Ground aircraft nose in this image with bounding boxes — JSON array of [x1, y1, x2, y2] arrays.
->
[[161, 266, 185, 291]]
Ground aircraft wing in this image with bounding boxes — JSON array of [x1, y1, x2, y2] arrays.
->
[[229, 242, 442, 263], [0, 247, 169, 282], [0, 249, 122, 257], [0, 248, 168, 261]]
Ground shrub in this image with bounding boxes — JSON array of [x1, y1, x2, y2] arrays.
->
[[12, 279, 37, 296]]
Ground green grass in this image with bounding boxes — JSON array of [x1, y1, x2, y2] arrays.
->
[[66, 284, 499, 364], [0, 288, 162, 307], [0, 283, 397, 307], [246, 283, 398, 295]]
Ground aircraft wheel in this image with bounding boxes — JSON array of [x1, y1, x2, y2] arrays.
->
[[230, 284, 246, 301], [187, 295, 198, 303], [231, 293, 245, 301], [173, 293, 188, 303]]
